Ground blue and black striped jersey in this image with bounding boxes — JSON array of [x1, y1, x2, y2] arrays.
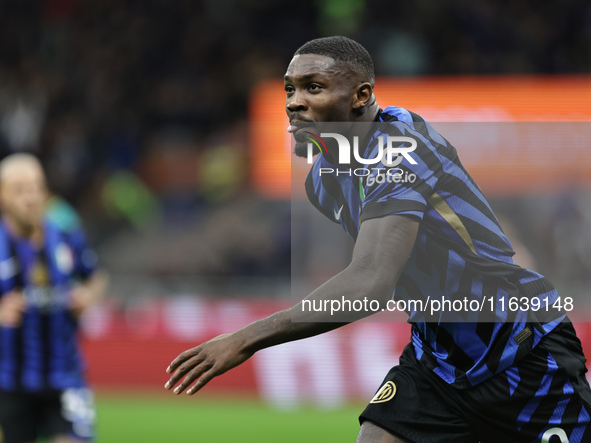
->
[[0, 219, 98, 392], [305, 107, 565, 388]]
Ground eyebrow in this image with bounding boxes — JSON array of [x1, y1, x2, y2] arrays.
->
[[284, 72, 327, 82]]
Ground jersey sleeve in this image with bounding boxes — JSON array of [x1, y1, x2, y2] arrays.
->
[[68, 228, 99, 279], [360, 123, 443, 222]]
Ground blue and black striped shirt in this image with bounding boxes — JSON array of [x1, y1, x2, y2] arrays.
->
[[305, 107, 564, 388], [0, 219, 97, 392]]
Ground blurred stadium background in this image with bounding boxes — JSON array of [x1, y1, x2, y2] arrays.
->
[[1, 0, 590, 441]]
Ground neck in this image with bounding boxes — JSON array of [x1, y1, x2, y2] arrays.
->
[[350, 102, 380, 168], [355, 102, 380, 123], [3, 216, 43, 244]]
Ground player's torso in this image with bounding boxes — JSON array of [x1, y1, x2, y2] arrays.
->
[[304, 107, 564, 387], [305, 108, 518, 270], [0, 221, 84, 392]]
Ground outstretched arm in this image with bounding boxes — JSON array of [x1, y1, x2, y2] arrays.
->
[[165, 214, 419, 395]]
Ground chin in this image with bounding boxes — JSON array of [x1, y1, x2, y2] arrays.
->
[[21, 215, 42, 229], [294, 141, 322, 159], [294, 142, 309, 158]]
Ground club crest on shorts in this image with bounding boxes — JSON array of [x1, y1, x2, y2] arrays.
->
[[370, 381, 396, 403]]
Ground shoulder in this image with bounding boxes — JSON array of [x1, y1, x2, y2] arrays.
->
[[43, 217, 88, 247], [379, 106, 450, 151], [45, 195, 83, 233], [379, 106, 427, 124]]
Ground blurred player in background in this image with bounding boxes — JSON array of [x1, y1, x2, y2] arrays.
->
[[166, 37, 591, 442], [0, 154, 108, 443]]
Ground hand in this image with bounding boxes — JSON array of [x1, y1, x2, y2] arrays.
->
[[68, 285, 96, 318], [165, 333, 254, 395], [0, 291, 25, 327]]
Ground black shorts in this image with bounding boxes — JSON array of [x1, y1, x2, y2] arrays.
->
[[0, 388, 95, 443], [360, 322, 591, 443]]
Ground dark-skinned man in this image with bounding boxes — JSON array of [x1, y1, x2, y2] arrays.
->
[[166, 36, 591, 443]]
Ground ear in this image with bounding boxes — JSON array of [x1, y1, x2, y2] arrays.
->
[[352, 82, 373, 111]]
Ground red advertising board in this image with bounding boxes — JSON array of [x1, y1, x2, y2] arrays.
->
[[81, 297, 591, 405]]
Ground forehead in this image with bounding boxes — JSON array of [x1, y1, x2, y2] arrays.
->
[[284, 54, 340, 80], [1, 164, 44, 187]]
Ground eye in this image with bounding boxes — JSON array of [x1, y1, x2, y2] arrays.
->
[[284, 85, 294, 94], [308, 84, 322, 92]]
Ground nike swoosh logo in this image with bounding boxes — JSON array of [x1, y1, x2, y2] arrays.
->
[[334, 205, 344, 220]]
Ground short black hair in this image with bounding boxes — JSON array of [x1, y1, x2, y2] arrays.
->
[[294, 36, 375, 85]]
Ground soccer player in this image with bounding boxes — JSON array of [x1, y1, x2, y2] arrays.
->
[[165, 36, 591, 442], [0, 154, 108, 443]]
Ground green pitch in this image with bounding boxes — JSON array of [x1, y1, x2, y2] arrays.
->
[[94, 392, 362, 442]]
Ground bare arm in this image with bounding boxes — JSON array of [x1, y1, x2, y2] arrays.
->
[[68, 269, 109, 318], [0, 291, 25, 327], [165, 214, 419, 395]]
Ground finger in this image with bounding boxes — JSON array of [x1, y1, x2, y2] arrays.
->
[[172, 362, 212, 395], [165, 354, 204, 390], [166, 347, 200, 374], [187, 368, 217, 395]]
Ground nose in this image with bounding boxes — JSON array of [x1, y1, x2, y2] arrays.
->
[[286, 90, 307, 113]]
